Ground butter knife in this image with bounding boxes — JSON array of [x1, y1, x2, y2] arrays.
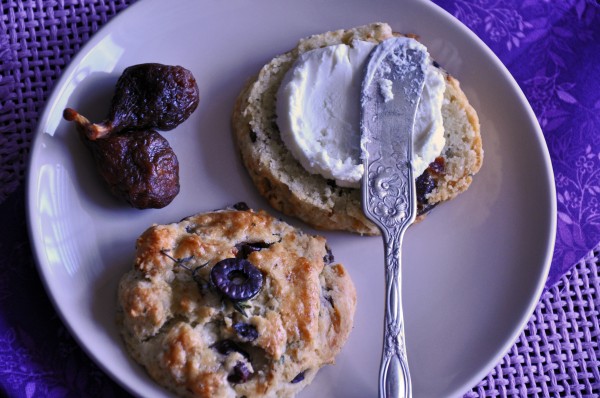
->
[[360, 38, 427, 398]]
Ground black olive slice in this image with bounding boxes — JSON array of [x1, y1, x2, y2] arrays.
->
[[210, 258, 263, 301]]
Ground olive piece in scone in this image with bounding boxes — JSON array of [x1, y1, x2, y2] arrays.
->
[[323, 245, 335, 264], [233, 322, 258, 342], [290, 370, 307, 384], [235, 241, 273, 259], [227, 361, 252, 384], [416, 157, 445, 215], [232, 202, 250, 211], [211, 339, 250, 359], [416, 170, 435, 205], [210, 258, 263, 301]]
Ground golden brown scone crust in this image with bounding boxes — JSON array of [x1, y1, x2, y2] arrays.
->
[[117, 207, 356, 398], [232, 23, 483, 234]]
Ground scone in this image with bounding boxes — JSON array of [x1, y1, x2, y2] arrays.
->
[[117, 204, 356, 398], [232, 23, 483, 235]]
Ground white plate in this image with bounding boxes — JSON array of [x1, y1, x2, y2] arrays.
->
[[27, 0, 556, 397]]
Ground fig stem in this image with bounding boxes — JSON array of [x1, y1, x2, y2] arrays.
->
[[62, 108, 111, 140]]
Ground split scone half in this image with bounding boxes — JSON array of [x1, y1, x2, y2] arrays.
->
[[117, 205, 356, 398], [232, 23, 483, 235]]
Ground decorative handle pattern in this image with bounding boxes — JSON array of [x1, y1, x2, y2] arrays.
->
[[379, 228, 412, 398], [364, 156, 414, 398], [363, 149, 414, 398]]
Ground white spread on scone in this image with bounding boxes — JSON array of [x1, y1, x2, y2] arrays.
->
[[379, 78, 394, 102], [276, 37, 446, 188]]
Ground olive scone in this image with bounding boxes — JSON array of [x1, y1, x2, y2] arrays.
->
[[232, 23, 483, 234], [117, 204, 356, 398]]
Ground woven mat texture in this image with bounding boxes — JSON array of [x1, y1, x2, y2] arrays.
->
[[0, 1, 599, 397], [0, 0, 133, 202], [467, 251, 600, 397]]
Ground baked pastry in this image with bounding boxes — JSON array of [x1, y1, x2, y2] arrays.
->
[[232, 23, 483, 235], [117, 204, 356, 398]]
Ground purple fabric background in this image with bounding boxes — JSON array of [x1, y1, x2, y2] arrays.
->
[[434, 0, 600, 287], [0, 0, 599, 397]]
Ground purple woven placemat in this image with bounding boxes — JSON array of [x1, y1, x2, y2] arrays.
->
[[467, 250, 600, 397], [0, 0, 134, 202], [0, 0, 599, 397], [435, 0, 600, 287]]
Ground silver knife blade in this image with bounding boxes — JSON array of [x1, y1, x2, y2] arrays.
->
[[360, 37, 427, 398], [361, 37, 427, 229]]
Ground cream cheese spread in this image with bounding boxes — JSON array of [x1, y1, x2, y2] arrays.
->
[[276, 38, 446, 188]]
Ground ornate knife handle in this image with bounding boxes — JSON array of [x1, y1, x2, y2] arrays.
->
[[360, 37, 426, 398], [379, 227, 412, 398], [363, 160, 415, 398]]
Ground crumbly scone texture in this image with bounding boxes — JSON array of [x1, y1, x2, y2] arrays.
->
[[117, 207, 356, 398], [232, 22, 483, 235]]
